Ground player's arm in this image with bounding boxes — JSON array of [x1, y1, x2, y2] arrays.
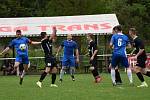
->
[[27, 38, 41, 45], [91, 42, 98, 60], [135, 40, 145, 58], [56, 46, 62, 57], [49, 27, 57, 41], [1, 40, 14, 56], [130, 48, 136, 55], [90, 49, 98, 61], [109, 35, 114, 48], [0, 47, 10, 55], [135, 49, 144, 58], [75, 49, 79, 63], [30, 41, 41, 45]]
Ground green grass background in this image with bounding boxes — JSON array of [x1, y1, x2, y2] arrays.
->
[[0, 73, 150, 100]]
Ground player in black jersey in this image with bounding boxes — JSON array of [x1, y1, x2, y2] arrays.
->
[[86, 33, 102, 83], [36, 27, 58, 88], [129, 28, 150, 87]]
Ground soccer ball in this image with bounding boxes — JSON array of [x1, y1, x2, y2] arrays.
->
[[19, 44, 26, 51]]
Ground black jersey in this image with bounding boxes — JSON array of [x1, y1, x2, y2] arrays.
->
[[133, 37, 147, 58], [88, 40, 97, 57], [41, 38, 53, 56]]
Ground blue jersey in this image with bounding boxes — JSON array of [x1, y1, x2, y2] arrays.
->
[[61, 40, 77, 57], [9, 37, 30, 56], [110, 33, 129, 56]]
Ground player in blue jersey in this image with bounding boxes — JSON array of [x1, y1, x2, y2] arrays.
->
[[56, 34, 79, 82], [110, 25, 133, 86], [0, 30, 41, 85]]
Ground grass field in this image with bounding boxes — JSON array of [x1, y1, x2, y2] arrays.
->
[[0, 73, 150, 100]]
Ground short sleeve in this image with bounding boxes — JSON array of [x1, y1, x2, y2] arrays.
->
[[8, 40, 15, 48], [138, 39, 144, 49], [25, 37, 31, 44]]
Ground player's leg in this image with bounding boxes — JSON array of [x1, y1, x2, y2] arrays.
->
[[115, 67, 122, 84], [51, 67, 58, 87], [50, 57, 58, 87], [142, 68, 150, 77], [59, 58, 68, 82], [140, 58, 150, 77], [19, 55, 30, 85], [11, 55, 21, 74], [89, 59, 102, 83], [134, 58, 148, 87], [36, 56, 51, 88], [121, 56, 133, 84], [111, 55, 118, 86], [69, 58, 76, 81]]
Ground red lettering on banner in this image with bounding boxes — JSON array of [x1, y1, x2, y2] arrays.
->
[[14, 26, 28, 32], [37, 25, 49, 31], [55, 25, 66, 31], [0, 27, 12, 32], [100, 23, 111, 29], [84, 24, 99, 30], [67, 25, 81, 31]]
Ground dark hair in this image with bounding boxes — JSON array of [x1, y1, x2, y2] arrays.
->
[[87, 33, 93, 37], [40, 32, 47, 38], [16, 30, 21, 33], [129, 28, 137, 35], [114, 25, 122, 31]]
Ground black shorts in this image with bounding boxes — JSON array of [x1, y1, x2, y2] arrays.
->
[[45, 56, 57, 68], [89, 58, 97, 68], [136, 56, 147, 68]]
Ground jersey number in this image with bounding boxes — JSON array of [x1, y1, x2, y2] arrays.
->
[[118, 38, 122, 46]]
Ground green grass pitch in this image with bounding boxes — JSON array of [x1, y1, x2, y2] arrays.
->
[[0, 73, 150, 100]]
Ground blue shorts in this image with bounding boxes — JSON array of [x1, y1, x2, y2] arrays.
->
[[62, 56, 75, 67], [111, 54, 129, 68], [15, 55, 29, 64]]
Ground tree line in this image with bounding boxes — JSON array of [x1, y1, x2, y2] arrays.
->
[[0, 0, 150, 39]]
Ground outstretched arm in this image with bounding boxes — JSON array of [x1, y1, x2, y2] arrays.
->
[[30, 41, 41, 45], [49, 26, 57, 41], [0, 47, 10, 55]]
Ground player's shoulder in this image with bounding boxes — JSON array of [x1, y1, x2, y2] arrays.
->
[[21, 36, 29, 40]]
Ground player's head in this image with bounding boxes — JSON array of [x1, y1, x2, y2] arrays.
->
[[40, 32, 47, 38], [16, 30, 22, 38], [87, 33, 93, 41], [114, 25, 122, 33], [129, 28, 137, 37], [67, 34, 72, 40], [112, 26, 117, 34]]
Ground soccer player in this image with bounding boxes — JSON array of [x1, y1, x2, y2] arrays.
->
[[110, 27, 123, 84], [36, 27, 58, 88], [0, 30, 40, 85], [110, 25, 133, 86], [129, 28, 150, 87], [86, 33, 102, 83], [56, 34, 79, 82]]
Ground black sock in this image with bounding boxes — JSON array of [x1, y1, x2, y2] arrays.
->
[[144, 71, 150, 77], [136, 72, 144, 82], [115, 69, 122, 83], [71, 75, 75, 79], [39, 72, 47, 82], [92, 69, 99, 78], [52, 73, 56, 84]]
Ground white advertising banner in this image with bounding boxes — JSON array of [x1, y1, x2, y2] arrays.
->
[[0, 14, 119, 36]]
